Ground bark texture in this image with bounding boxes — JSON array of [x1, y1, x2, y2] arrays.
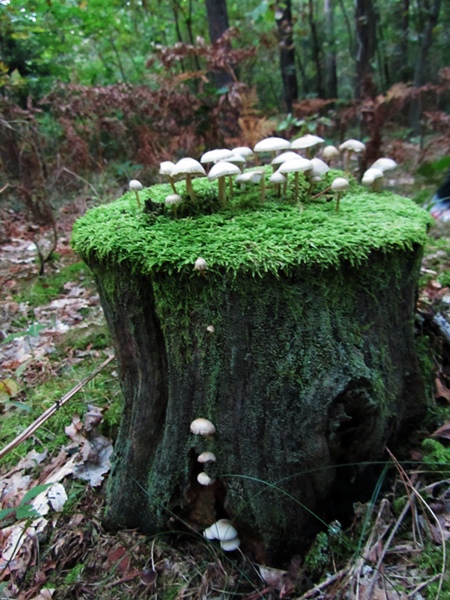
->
[[91, 247, 426, 563]]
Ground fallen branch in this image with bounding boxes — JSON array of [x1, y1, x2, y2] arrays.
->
[[0, 354, 115, 461]]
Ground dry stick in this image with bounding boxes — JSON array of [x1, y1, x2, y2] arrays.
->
[[0, 354, 115, 461], [385, 448, 447, 600]]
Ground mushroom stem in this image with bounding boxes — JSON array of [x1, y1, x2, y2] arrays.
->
[[134, 190, 141, 208], [186, 175, 196, 202], [335, 192, 342, 211], [218, 177, 226, 206], [294, 172, 299, 199], [261, 175, 266, 202], [169, 178, 178, 194]]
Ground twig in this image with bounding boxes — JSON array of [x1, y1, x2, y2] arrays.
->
[[0, 354, 115, 461], [61, 167, 99, 197], [297, 567, 347, 599]]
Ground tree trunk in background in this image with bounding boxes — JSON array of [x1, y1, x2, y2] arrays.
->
[[275, 0, 298, 113], [391, 0, 410, 83], [205, 0, 234, 89], [324, 0, 338, 99], [354, 0, 377, 99], [308, 0, 324, 98], [410, 0, 442, 134]]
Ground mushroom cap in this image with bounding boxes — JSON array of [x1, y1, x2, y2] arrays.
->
[[370, 158, 397, 172], [209, 519, 238, 541], [322, 145, 340, 160], [159, 161, 175, 175], [339, 139, 366, 154], [235, 172, 255, 184], [206, 324, 215, 333], [271, 151, 302, 166], [129, 179, 143, 190], [331, 177, 350, 191], [290, 134, 324, 150], [227, 153, 246, 165], [208, 161, 241, 181], [165, 194, 183, 206], [232, 146, 254, 158], [193, 257, 208, 271], [203, 526, 216, 540], [362, 168, 384, 185], [200, 149, 234, 164], [310, 157, 330, 177], [197, 451, 217, 463], [197, 472, 213, 486], [190, 417, 215, 435], [254, 137, 290, 153], [220, 537, 241, 551], [269, 171, 287, 184], [172, 157, 206, 179], [278, 157, 312, 174]]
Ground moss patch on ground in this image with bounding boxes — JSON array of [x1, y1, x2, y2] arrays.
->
[[72, 170, 432, 276]]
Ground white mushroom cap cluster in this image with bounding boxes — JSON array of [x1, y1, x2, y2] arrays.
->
[[203, 519, 240, 551]]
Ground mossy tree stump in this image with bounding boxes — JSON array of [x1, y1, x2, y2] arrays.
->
[[72, 173, 431, 563]]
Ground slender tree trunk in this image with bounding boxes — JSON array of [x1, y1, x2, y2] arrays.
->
[[308, 0, 324, 98], [205, 0, 233, 89], [354, 0, 377, 99], [275, 0, 298, 113], [391, 0, 410, 83], [410, 0, 442, 133], [324, 0, 338, 98]]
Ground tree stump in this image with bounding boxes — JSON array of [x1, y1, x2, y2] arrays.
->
[[72, 176, 431, 563]]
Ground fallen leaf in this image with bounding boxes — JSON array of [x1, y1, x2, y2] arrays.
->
[[431, 421, 450, 440]]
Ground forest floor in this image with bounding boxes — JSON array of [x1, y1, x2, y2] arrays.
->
[[1, 154, 450, 599]]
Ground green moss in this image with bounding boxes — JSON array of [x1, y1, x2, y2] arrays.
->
[[72, 171, 432, 277]]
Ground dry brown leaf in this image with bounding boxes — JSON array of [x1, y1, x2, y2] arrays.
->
[[431, 420, 450, 440]]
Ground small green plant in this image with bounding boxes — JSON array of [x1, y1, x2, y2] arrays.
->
[[421, 438, 450, 473], [0, 483, 52, 524]]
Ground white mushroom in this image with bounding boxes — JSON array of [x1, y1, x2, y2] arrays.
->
[[208, 161, 241, 206], [278, 157, 313, 199], [322, 145, 340, 166], [220, 537, 241, 551], [362, 167, 384, 189], [209, 519, 238, 541], [331, 177, 350, 211], [165, 193, 182, 217], [190, 417, 216, 435], [129, 179, 143, 208], [171, 158, 206, 202], [254, 137, 291, 159], [200, 148, 234, 169], [370, 158, 397, 172], [193, 257, 208, 272], [290, 134, 324, 157], [339, 139, 366, 172], [197, 472, 213, 486], [269, 171, 287, 197], [159, 161, 178, 194], [197, 451, 217, 463], [203, 526, 216, 540]]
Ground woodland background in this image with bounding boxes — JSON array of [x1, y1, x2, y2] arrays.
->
[[1, 0, 450, 226]]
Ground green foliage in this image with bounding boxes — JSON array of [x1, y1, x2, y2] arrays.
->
[[421, 438, 450, 474], [0, 483, 52, 523], [72, 171, 432, 277]]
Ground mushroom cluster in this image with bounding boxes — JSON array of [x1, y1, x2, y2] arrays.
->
[[203, 519, 241, 552], [126, 135, 397, 215]]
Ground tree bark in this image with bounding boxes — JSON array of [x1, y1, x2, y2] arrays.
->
[[275, 0, 298, 113], [409, 0, 442, 133], [354, 0, 377, 99], [90, 247, 426, 564], [204, 0, 233, 89], [324, 0, 338, 99], [308, 0, 324, 98]]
